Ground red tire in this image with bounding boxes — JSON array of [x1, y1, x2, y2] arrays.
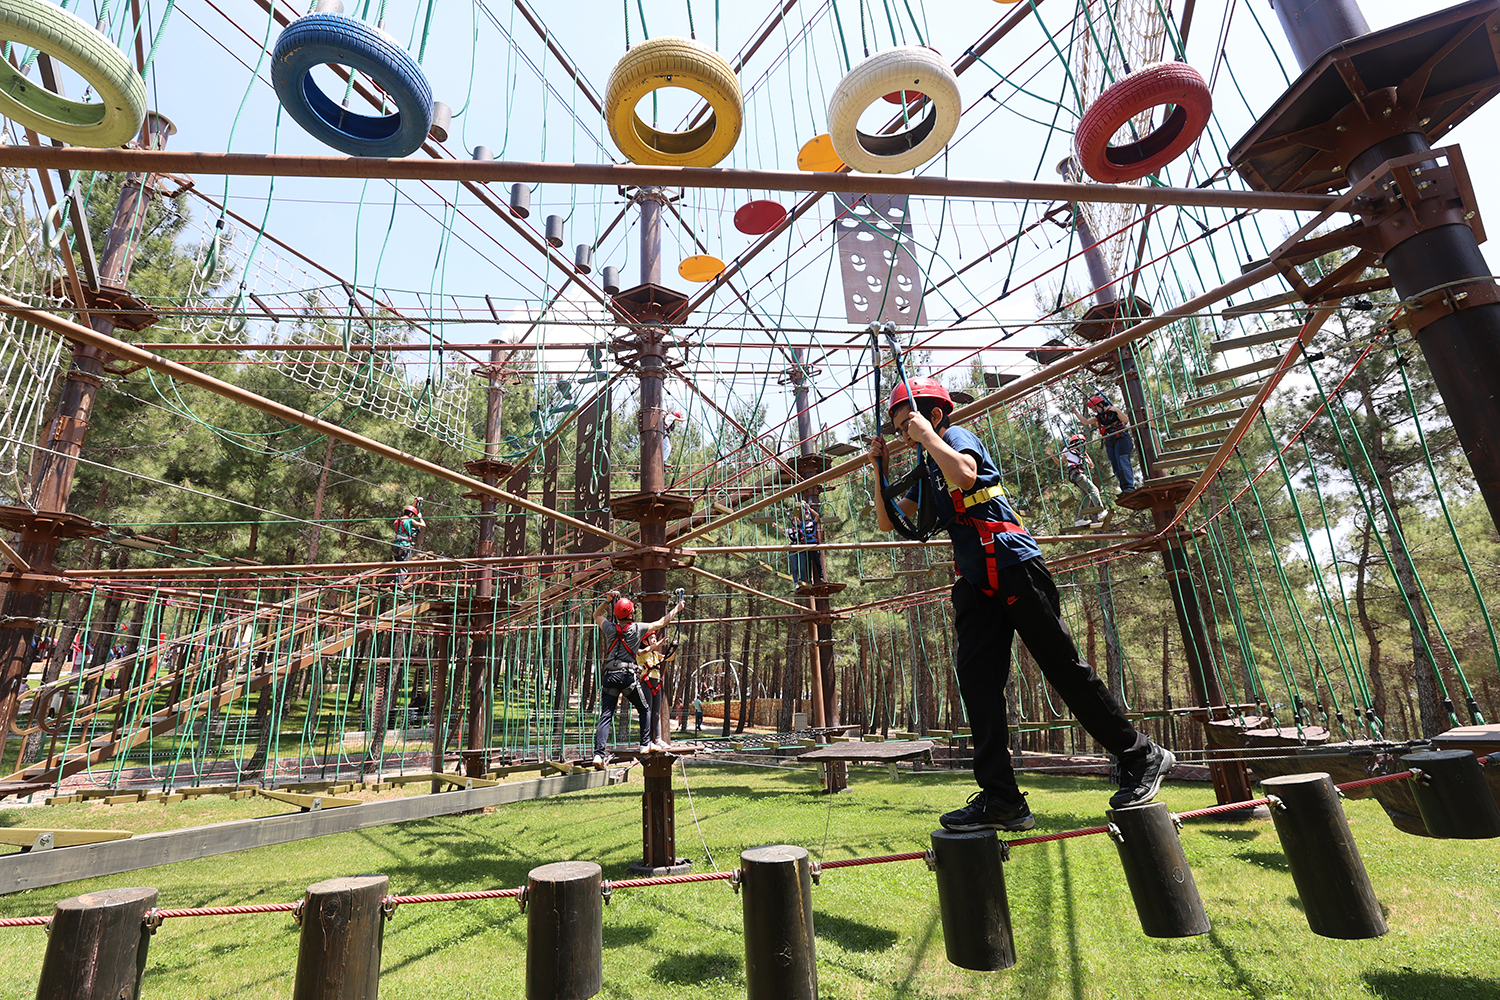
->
[[1074, 62, 1212, 184]]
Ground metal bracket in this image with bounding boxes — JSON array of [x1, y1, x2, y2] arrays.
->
[[728, 869, 742, 895], [143, 909, 163, 936], [1396, 279, 1500, 335], [601, 880, 614, 906], [291, 899, 305, 927], [923, 848, 939, 872], [808, 861, 822, 886], [29, 832, 53, 852], [1266, 794, 1287, 814], [1407, 766, 1433, 786], [382, 897, 398, 921], [516, 885, 530, 913], [998, 840, 1011, 863], [1107, 822, 1126, 845]]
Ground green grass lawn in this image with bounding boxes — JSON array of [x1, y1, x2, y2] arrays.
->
[[1, 765, 1496, 999]]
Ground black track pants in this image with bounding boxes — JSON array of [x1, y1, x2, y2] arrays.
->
[[952, 557, 1147, 795], [595, 668, 653, 752]]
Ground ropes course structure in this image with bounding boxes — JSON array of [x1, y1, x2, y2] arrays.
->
[[0, 0, 1495, 901]]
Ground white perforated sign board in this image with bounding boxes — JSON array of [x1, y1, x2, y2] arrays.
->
[[834, 193, 927, 326]]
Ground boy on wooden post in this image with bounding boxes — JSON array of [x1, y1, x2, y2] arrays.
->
[[868, 377, 1173, 831], [391, 498, 425, 588]]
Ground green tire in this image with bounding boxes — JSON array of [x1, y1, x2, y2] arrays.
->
[[0, 0, 146, 147]]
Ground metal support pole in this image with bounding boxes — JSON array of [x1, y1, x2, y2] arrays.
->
[[740, 845, 818, 999], [929, 829, 1016, 971], [291, 875, 389, 999], [627, 753, 689, 874], [1105, 801, 1211, 938], [35, 886, 158, 1000], [525, 861, 604, 1000], [1400, 749, 1500, 839], [1261, 773, 1387, 939], [1153, 509, 1253, 805], [1270, 0, 1500, 534], [0, 112, 173, 739]]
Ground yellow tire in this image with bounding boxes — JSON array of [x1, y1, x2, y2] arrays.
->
[[827, 46, 960, 174], [605, 37, 742, 168]]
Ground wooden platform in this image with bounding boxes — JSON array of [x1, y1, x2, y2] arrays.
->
[[798, 739, 934, 762]]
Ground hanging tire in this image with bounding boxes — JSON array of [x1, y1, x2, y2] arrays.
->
[[272, 13, 433, 158], [827, 46, 960, 174], [605, 37, 743, 168], [1074, 61, 1212, 184], [0, 0, 145, 147]]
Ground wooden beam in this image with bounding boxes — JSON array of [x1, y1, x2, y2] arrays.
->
[[0, 770, 619, 894]]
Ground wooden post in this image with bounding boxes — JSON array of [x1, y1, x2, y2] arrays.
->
[[1401, 750, 1500, 839], [35, 886, 158, 1000], [627, 753, 688, 875], [1105, 801, 1211, 938], [525, 861, 603, 1000], [929, 829, 1015, 971], [740, 845, 817, 999], [1262, 773, 1386, 939], [292, 875, 389, 999]]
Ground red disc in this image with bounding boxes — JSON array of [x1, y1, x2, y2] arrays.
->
[[734, 199, 788, 235]]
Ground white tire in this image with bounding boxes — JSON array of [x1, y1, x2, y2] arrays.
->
[[827, 47, 960, 174]]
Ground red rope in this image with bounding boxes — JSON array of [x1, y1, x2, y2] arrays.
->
[[1332, 770, 1413, 791], [608, 871, 737, 889], [0, 916, 48, 927], [1176, 797, 1273, 821], [820, 851, 926, 869], [152, 903, 299, 918], [386, 888, 524, 904], [1007, 824, 1111, 848]]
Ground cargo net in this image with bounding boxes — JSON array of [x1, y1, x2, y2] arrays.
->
[[178, 212, 480, 452], [1070, 0, 1172, 277], [0, 168, 68, 489]]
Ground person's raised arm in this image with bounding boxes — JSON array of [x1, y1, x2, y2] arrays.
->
[[645, 593, 686, 633], [900, 409, 976, 490], [593, 589, 621, 628], [867, 435, 918, 532]]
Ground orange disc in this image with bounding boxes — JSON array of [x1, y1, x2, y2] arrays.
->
[[678, 254, 726, 282], [797, 132, 845, 172]]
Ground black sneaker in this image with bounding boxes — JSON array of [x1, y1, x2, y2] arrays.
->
[[1109, 743, 1175, 809], [939, 789, 1035, 832]]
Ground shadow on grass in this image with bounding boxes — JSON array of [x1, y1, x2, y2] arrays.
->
[[1365, 971, 1500, 1000], [603, 922, 653, 949], [814, 911, 899, 952], [648, 949, 740, 984], [1235, 849, 1289, 872], [1207, 927, 1268, 999], [1200, 827, 1262, 842]]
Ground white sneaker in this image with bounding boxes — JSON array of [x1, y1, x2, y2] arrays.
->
[[652, 739, 671, 751], [592, 753, 606, 766], [639, 743, 654, 754], [1074, 518, 1093, 528]]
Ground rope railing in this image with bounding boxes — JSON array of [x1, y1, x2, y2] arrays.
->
[[0, 770, 1428, 932]]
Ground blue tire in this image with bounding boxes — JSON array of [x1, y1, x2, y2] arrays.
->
[[272, 14, 432, 158]]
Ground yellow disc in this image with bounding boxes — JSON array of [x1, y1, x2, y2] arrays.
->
[[797, 132, 845, 172], [679, 254, 726, 282]]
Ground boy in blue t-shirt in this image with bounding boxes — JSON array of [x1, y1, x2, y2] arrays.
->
[[868, 377, 1173, 831]]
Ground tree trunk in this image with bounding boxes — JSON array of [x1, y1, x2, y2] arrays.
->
[[308, 437, 336, 563], [737, 603, 752, 733], [1353, 520, 1387, 725], [1363, 393, 1445, 735]]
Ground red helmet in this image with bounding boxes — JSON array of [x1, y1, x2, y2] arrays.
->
[[888, 377, 953, 420], [1088, 394, 1109, 410], [1068, 433, 1085, 445], [402, 504, 419, 515], [613, 597, 635, 619]]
